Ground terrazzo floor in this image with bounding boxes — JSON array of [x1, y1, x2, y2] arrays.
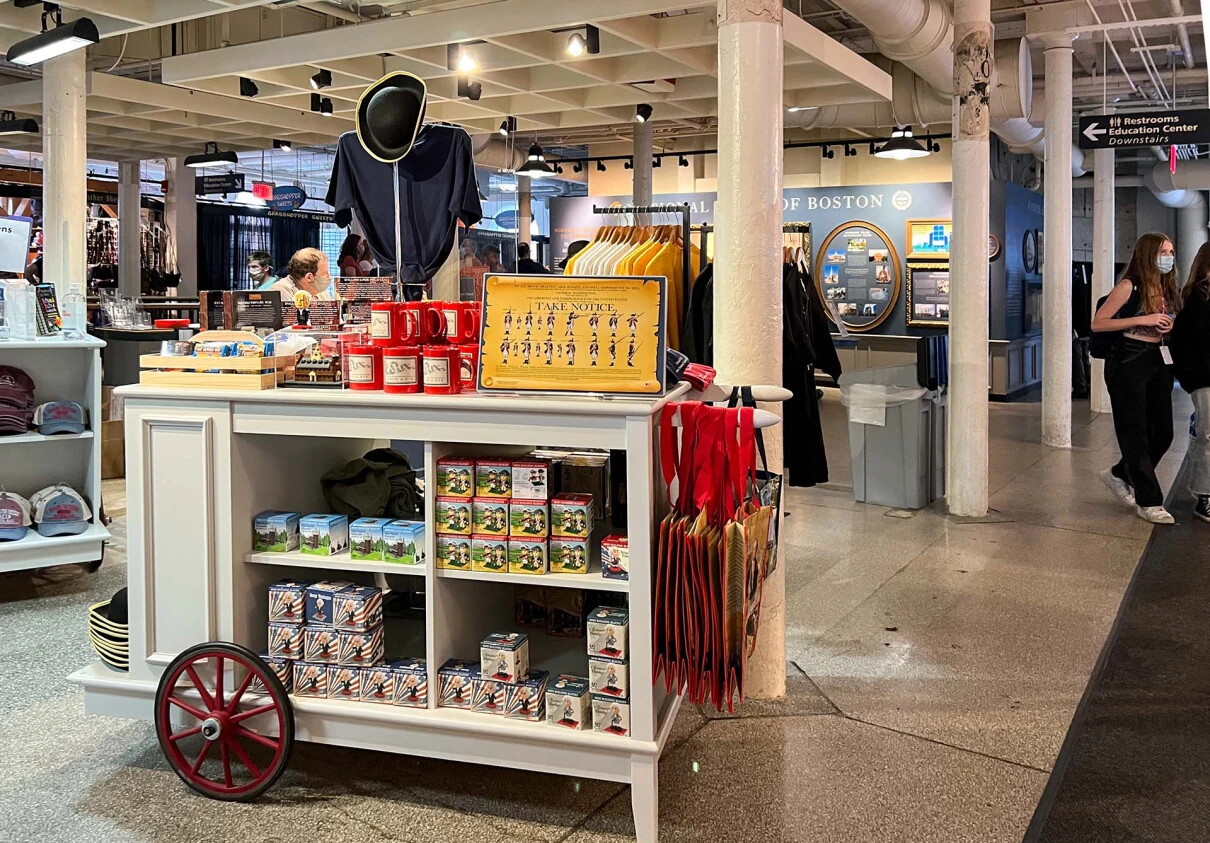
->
[[0, 390, 1189, 842]]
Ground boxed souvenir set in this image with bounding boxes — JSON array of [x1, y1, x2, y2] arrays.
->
[[587, 606, 629, 660], [436, 458, 475, 497], [600, 534, 630, 581], [472, 535, 509, 573], [253, 511, 300, 552], [268, 579, 308, 623], [591, 696, 630, 737], [511, 459, 550, 500], [253, 511, 428, 568], [508, 536, 548, 575], [472, 675, 509, 714], [549, 536, 589, 574], [436, 534, 471, 569], [473, 499, 509, 536], [546, 674, 591, 730], [437, 659, 478, 708], [349, 517, 393, 561], [509, 500, 549, 537], [299, 514, 349, 556], [588, 606, 631, 735], [475, 459, 513, 498], [332, 584, 384, 632], [435, 497, 473, 535], [253, 652, 294, 694], [481, 631, 530, 683], [505, 670, 549, 722], [293, 662, 329, 697], [589, 657, 629, 700], [383, 520, 424, 565], [551, 494, 593, 538]]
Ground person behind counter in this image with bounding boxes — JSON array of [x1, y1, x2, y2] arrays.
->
[[516, 242, 549, 274], [337, 233, 375, 277], [248, 250, 277, 291], [269, 247, 335, 302]]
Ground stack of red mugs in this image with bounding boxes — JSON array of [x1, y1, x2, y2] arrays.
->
[[348, 301, 480, 395]]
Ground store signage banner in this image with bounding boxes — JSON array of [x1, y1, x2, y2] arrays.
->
[[269, 185, 307, 212], [1078, 109, 1210, 149], [195, 173, 245, 195], [494, 210, 519, 231], [0, 214, 33, 274]]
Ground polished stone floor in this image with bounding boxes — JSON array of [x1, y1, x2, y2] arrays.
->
[[0, 391, 1189, 842]]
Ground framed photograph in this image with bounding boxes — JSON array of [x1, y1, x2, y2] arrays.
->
[[813, 221, 902, 333], [906, 219, 953, 260], [905, 262, 950, 328], [1022, 228, 1039, 275], [478, 274, 666, 396], [988, 234, 1002, 262]]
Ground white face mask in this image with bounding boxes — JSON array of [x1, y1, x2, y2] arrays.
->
[[1157, 255, 1175, 274]]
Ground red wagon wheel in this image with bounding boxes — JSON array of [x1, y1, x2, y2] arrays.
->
[[154, 642, 294, 801]]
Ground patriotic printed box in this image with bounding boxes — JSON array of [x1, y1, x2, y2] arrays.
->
[[436, 534, 471, 570], [252, 652, 294, 694], [549, 536, 589, 574], [472, 498, 510, 536], [268, 579, 309, 624], [327, 665, 362, 700], [509, 499, 549, 537], [268, 622, 303, 660], [475, 459, 513, 498], [505, 669, 549, 721], [601, 534, 629, 581], [293, 662, 329, 698], [511, 459, 550, 500], [589, 657, 629, 701], [437, 659, 478, 708], [436, 458, 475, 497], [546, 675, 591, 730], [472, 676, 509, 715], [332, 584, 383, 632], [391, 658, 428, 708], [337, 625, 384, 666], [435, 497, 473, 536], [305, 580, 353, 626], [359, 663, 396, 704], [303, 626, 339, 663]]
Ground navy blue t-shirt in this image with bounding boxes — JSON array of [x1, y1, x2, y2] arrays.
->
[[325, 125, 482, 285]]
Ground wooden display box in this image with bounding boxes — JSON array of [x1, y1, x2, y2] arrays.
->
[[139, 330, 295, 391]]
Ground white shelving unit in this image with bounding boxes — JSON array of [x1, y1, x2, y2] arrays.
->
[[0, 335, 111, 573], [71, 382, 686, 842]]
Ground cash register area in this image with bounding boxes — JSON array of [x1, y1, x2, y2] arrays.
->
[[0, 393, 1179, 843]]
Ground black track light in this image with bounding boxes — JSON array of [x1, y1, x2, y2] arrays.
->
[[498, 116, 517, 137], [573, 162, 583, 173], [184, 141, 238, 169], [844, 143, 857, 157], [0, 110, 38, 136], [624, 159, 633, 170], [567, 25, 600, 57], [678, 155, 689, 167], [310, 68, 332, 90], [457, 76, 482, 101], [822, 146, 835, 159], [652, 157, 661, 168], [635, 103, 653, 123], [321, 97, 333, 117], [6, 5, 98, 67], [273, 139, 293, 151], [239, 77, 259, 98], [596, 160, 607, 172]]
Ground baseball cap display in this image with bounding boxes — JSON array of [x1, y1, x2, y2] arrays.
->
[[0, 491, 31, 540], [33, 401, 88, 435], [30, 484, 92, 537], [0, 365, 35, 435]]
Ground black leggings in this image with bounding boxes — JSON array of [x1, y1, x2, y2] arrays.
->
[[1105, 340, 1175, 508]]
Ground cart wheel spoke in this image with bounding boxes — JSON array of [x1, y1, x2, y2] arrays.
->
[[184, 665, 216, 711], [168, 695, 209, 722], [219, 739, 233, 788], [214, 656, 224, 710], [168, 725, 203, 743], [233, 725, 279, 751], [226, 670, 256, 715], [229, 703, 278, 725], [188, 739, 212, 776], [226, 733, 263, 779]]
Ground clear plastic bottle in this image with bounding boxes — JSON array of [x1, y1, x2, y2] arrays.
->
[[61, 291, 87, 339]]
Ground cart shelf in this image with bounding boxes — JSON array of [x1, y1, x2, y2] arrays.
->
[[245, 550, 427, 578], [435, 561, 627, 592], [0, 430, 94, 445]]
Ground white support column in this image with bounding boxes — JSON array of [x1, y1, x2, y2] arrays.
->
[[1042, 34, 1074, 448], [715, 0, 784, 699], [164, 158, 198, 297], [633, 117, 653, 223], [118, 161, 142, 298], [517, 179, 533, 245], [1177, 193, 1208, 283], [947, 0, 991, 517], [1090, 142, 1115, 414], [42, 50, 87, 300]]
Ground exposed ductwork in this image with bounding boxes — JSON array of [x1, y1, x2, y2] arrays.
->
[[1145, 160, 1210, 209], [471, 135, 526, 171], [832, 0, 954, 95]]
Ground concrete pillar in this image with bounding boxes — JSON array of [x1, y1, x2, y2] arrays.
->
[[42, 50, 87, 300], [632, 117, 653, 224], [517, 178, 533, 247], [1041, 34, 1074, 448], [1176, 194, 1208, 283], [1090, 142, 1115, 414], [118, 161, 142, 298], [947, 0, 991, 517], [715, 0, 784, 700], [164, 158, 198, 297]]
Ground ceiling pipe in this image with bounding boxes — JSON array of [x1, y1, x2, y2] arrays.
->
[[471, 134, 526, 171], [1169, 0, 1195, 69]]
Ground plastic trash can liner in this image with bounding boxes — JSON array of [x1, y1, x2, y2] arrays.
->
[[839, 382, 927, 427]]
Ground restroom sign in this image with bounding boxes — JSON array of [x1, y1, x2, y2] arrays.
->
[[1079, 109, 1210, 149]]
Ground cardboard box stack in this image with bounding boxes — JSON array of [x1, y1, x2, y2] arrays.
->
[[587, 606, 630, 736], [437, 632, 550, 723]]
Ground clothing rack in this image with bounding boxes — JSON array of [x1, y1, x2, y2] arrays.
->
[[592, 203, 691, 311]]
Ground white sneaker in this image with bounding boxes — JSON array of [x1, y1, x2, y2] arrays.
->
[[1101, 469, 1136, 507], [1136, 505, 1176, 524]]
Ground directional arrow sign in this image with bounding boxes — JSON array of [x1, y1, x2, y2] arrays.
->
[[1079, 108, 1210, 149]]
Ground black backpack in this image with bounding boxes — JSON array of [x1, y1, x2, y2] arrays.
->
[[1089, 282, 1140, 360]]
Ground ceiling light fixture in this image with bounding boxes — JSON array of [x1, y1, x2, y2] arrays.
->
[[844, 143, 857, 157], [822, 146, 834, 160], [183, 141, 238, 169], [6, 4, 99, 67], [310, 68, 332, 90], [273, 139, 293, 151], [0, 110, 38, 136], [786, 106, 818, 113], [451, 44, 476, 73], [516, 143, 555, 179], [678, 155, 689, 167], [652, 157, 661, 168], [624, 159, 633, 170], [874, 125, 930, 160], [567, 25, 600, 57], [634, 103, 653, 123], [572, 162, 583, 173], [596, 160, 607, 172], [320, 97, 333, 117], [457, 76, 482, 101], [498, 116, 517, 137], [239, 77, 259, 98]]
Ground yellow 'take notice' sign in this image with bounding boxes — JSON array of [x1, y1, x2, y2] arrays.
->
[[478, 274, 667, 395]]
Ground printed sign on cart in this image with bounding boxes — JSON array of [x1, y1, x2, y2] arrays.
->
[[477, 274, 667, 396], [0, 215, 32, 274]]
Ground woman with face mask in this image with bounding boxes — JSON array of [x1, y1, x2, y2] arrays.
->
[[1171, 243, 1210, 523], [1092, 232, 1180, 524]]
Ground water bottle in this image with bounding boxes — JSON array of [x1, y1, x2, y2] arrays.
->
[[61, 291, 87, 339]]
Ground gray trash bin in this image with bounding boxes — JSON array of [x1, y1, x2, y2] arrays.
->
[[838, 364, 945, 509]]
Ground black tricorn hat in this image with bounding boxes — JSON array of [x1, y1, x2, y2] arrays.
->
[[355, 71, 428, 163]]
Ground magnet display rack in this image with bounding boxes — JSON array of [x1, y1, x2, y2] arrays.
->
[[0, 335, 111, 573], [592, 203, 692, 315], [69, 383, 688, 842]]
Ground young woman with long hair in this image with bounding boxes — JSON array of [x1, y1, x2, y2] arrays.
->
[[1092, 231, 1179, 524], [1172, 242, 1210, 522], [337, 233, 372, 277]]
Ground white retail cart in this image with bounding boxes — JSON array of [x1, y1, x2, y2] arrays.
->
[[71, 383, 687, 842], [0, 335, 110, 573]]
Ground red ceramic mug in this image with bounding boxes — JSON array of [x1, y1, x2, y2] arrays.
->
[[443, 301, 480, 344], [370, 302, 413, 348], [458, 343, 479, 391], [422, 344, 461, 394], [383, 346, 422, 394], [347, 344, 383, 390], [406, 301, 447, 345]]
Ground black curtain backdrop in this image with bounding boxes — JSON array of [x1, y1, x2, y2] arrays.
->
[[197, 204, 233, 291], [195, 204, 330, 290], [271, 215, 320, 277]]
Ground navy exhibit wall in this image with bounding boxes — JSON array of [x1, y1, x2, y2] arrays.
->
[[1002, 182, 1044, 340], [550, 182, 954, 336]]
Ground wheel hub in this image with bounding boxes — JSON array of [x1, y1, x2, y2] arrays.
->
[[201, 716, 223, 741]]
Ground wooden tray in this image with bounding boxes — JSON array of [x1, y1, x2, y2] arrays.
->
[[139, 330, 295, 391]]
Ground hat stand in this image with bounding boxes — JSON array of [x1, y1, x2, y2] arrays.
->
[[393, 160, 404, 301]]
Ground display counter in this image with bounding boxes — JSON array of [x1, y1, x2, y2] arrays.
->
[[71, 383, 688, 842]]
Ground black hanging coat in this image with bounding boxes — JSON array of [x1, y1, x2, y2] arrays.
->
[[783, 265, 841, 487]]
